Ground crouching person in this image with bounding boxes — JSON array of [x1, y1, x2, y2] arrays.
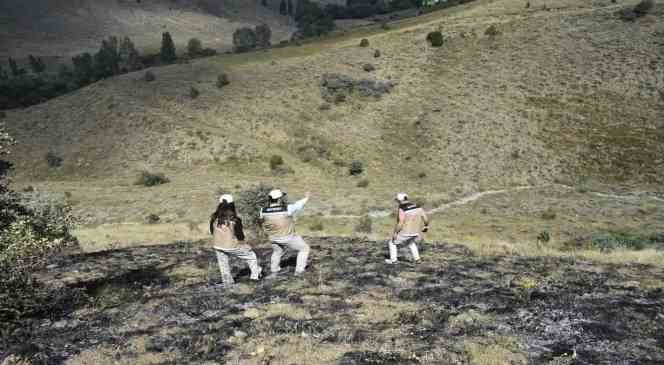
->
[[260, 189, 311, 277], [385, 192, 429, 264], [210, 194, 262, 286]]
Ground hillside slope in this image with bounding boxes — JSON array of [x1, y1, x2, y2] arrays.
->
[[0, 0, 294, 59], [3, 0, 663, 228]]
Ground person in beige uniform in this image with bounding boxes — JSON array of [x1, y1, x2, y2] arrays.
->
[[210, 194, 262, 285], [385, 192, 429, 264], [260, 189, 311, 277]]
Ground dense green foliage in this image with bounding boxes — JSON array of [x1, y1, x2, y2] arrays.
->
[[233, 27, 258, 53], [135, 171, 170, 187], [160, 32, 177, 64]]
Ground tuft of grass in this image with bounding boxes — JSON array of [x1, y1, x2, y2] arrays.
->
[[356, 179, 369, 188], [354, 215, 372, 233], [484, 24, 500, 38], [146, 214, 160, 224], [359, 38, 370, 47], [45, 152, 63, 168], [269, 154, 284, 170], [349, 160, 364, 176], [426, 31, 444, 47], [540, 208, 556, 220], [135, 171, 170, 187], [591, 231, 664, 252], [309, 220, 324, 232], [216, 73, 230, 88], [189, 86, 200, 99]]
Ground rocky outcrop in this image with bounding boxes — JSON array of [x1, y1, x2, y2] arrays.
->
[[320, 73, 396, 103]]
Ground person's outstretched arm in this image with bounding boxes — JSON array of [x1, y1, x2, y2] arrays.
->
[[287, 191, 311, 217]]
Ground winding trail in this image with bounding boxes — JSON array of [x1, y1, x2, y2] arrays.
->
[[326, 184, 664, 219]]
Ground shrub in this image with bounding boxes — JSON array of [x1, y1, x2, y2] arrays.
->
[[236, 183, 276, 231], [589, 231, 663, 252], [255, 24, 272, 48], [541, 208, 556, 220], [363, 63, 375, 72], [634, 0, 654, 16], [484, 25, 500, 38], [426, 31, 444, 47], [144, 70, 156, 82], [45, 152, 63, 168], [349, 160, 364, 175], [381, 22, 390, 30], [355, 215, 372, 233], [309, 220, 324, 231], [187, 38, 203, 57], [135, 171, 170, 187], [295, 0, 335, 37], [418, 172, 427, 179], [270, 155, 285, 170], [356, 179, 370, 188], [160, 32, 177, 64], [146, 214, 160, 224], [189, 86, 200, 99], [1, 125, 78, 326], [537, 231, 551, 243], [28, 55, 46, 74], [360, 38, 370, 47], [374, 49, 381, 58], [233, 27, 258, 53], [216, 73, 230, 88]]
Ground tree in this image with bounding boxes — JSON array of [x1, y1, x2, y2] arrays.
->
[[187, 38, 203, 57], [160, 32, 177, 64], [118, 36, 141, 72], [0, 65, 7, 80], [288, 0, 294, 16], [280, 0, 287, 15], [72, 52, 95, 86], [233, 27, 257, 53], [255, 24, 272, 48], [7, 58, 25, 77], [28, 55, 46, 74], [94, 36, 120, 78]]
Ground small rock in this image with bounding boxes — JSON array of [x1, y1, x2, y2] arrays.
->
[[234, 330, 247, 338]]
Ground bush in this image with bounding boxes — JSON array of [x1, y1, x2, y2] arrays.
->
[[1, 125, 78, 326], [309, 220, 324, 231], [356, 179, 370, 188], [216, 73, 230, 88], [255, 24, 272, 48], [270, 155, 285, 170], [233, 27, 258, 53], [363, 63, 375, 72], [236, 183, 276, 231], [360, 38, 370, 47], [537, 231, 550, 243], [355, 215, 372, 233], [146, 214, 160, 224], [187, 38, 203, 57], [45, 152, 63, 168], [296, 0, 335, 38], [590, 231, 664, 252], [484, 25, 500, 38], [374, 49, 381, 58], [189, 86, 200, 99], [135, 171, 170, 187], [144, 70, 156, 82], [541, 208, 556, 220], [426, 31, 444, 47], [634, 0, 654, 16], [349, 160, 364, 175]]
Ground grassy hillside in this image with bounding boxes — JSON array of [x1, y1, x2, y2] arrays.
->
[[3, 0, 664, 251], [0, 0, 294, 60]]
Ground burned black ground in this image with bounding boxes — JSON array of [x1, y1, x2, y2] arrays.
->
[[2, 237, 663, 364]]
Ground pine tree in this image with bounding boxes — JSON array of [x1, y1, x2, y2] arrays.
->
[[94, 36, 120, 78], [280, 0, 287, 15], [160, 32, 177, 64], [28, 55, 46, 74], [288, 0, 294, 16], [72, 52, 95, 86], [0, 65, 7, 80], [119, 36, 141, 72], [7, 58, 25, 77]]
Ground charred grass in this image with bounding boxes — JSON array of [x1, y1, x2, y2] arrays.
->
[[3, 236, 664, 364]]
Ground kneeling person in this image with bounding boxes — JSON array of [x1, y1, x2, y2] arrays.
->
[[261, 189, 311, 276], [385, 192, 429, 264], [210, 194, 262, 285]]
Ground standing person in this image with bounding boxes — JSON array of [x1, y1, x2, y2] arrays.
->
[[210, 194, 262, 286], [260, 189, 311, 277], [385, 192, 429, 264]]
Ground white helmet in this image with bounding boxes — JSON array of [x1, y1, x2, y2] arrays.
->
[[268, 189, 285, 200], [219, 194, 234, 203], [395, 192, 408, 202]]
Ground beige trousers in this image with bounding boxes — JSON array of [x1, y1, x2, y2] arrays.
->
[[270, 235, 310, 274], [215, 245, 261, 285]]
